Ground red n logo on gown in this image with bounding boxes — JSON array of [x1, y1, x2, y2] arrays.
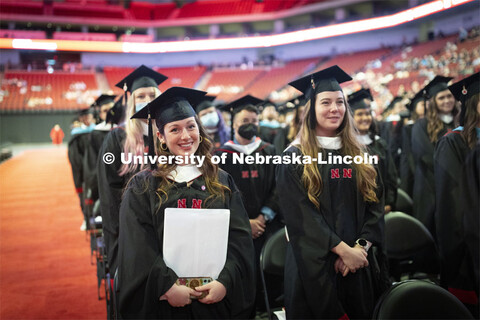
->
[[242, 171, 249, 178], [251, 170, 259, 178], [343, 169, 352, 178], [192, 199, 202, 209], [177, 199, 187, 208], [331, 169, 340, 179]]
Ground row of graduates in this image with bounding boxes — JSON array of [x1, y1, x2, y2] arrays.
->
[[67, 63, 478, 319], [377, 73, 480, 315]]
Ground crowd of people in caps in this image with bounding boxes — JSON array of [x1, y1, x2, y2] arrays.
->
[[67, 63, 479, 319]]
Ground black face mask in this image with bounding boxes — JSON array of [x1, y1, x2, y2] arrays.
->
[[238, 123, 258, 140]]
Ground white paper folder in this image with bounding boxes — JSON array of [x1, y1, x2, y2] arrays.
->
[[163, 208, 230, 279]]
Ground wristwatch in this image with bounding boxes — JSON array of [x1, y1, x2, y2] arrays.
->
[[355, 238, 372, 252]]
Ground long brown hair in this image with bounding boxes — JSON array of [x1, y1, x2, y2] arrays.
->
[[461, 93, 480, 149], [288, 106, 305, 142], [296, 94, 379, 209], [426, 94, 459, 144], [152, 116, 230, 210]]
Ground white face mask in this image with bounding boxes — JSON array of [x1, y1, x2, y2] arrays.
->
[[135, 101, 148, 113], [200, 111, 220, 127]]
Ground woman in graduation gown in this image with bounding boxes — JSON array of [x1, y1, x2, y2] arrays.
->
[[434, 73, 479, 316], [411, 76, 458, 235], [276, 66, 387, 319], [349, 88, 398, 213], [97, 65, 167, 275], [117, 87, 255, 319]]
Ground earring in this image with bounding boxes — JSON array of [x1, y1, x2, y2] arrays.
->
[[199, 136, 203, 143], [160, 142, 167, 151]]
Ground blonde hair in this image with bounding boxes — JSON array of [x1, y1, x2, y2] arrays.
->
[[119, 87, 161, 176], [297, 94, 379, 208], [152, 116, 230, 210]]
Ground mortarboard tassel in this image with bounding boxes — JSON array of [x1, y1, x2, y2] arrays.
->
[[123, 82, 128, 110], [309, 76, 317, 129], [230, 107, 234, 141], [147, 106, 156, 170], [459, 85, 467, 126]]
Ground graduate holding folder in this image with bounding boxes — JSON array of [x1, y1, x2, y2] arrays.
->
[[117, 87, 255, 319]]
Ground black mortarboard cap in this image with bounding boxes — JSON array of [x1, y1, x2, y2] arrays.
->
[[106, 98, 125, 126], [93, 94, 116, 108], [348, 88, 373, 111], [407, 88, 427, 112], [195, 95, 217, 114], [424, 76, 453, 98], [131, 87, 207, 169], [220, 95, 263, 114], [115, 65, 168, 94], [220, 94, 263, 139], [289, 65, 352, 129], [448, 72, 480, 126], [289, 65, 352, 95]]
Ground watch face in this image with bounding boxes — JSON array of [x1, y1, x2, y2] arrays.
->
[[358, 239, 367, 247]]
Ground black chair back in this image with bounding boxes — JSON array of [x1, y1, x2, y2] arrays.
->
[[259, 228, 287, 320], [373, 280, 474, 319], [385, 211, 440, 280]]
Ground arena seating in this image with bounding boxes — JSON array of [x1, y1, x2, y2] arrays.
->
[[1, 71, 98, 112], [245, 58, 319, 99], [201, 68, 265, 101]]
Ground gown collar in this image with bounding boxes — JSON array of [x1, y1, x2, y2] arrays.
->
[[167, 165, 203, 183], [439, 114, 454, 124], [225, 137, 262, 155], [357, 134, 373, 146], [316, 136, 342, 150]]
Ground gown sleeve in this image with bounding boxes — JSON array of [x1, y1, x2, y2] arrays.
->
[[117, 173, 178, 319], [97, 129, 125, 273], [359, 166, 385, 247], [216, 172, 256, 318], [276, 149, 344, 317]]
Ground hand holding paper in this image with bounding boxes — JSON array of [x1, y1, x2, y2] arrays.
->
[[196, 280, 227, 304], [160, 283, 202, 307]]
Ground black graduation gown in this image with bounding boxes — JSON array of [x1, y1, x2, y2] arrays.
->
[[434, 131, 479, 310], [411, 117, 454, 235], [97, 126, 148, 274], [67, 131, 90, 213], [84, 126, 111, 205], [366, 136, 398, 209], [214, 141, 281, 244], [273, 126, 290, 155], [259, 125, 279, 144], [463, 143, 480, 298], [276, 146, 385, 319], [117, 170, 255, 319], [399, 123, 415, 197]]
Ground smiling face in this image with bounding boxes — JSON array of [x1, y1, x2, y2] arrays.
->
[[353, 108, 372, 135], [314, 91, 346, 137], [435, 89, 455, 115], [158, 117, 200, 157]]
